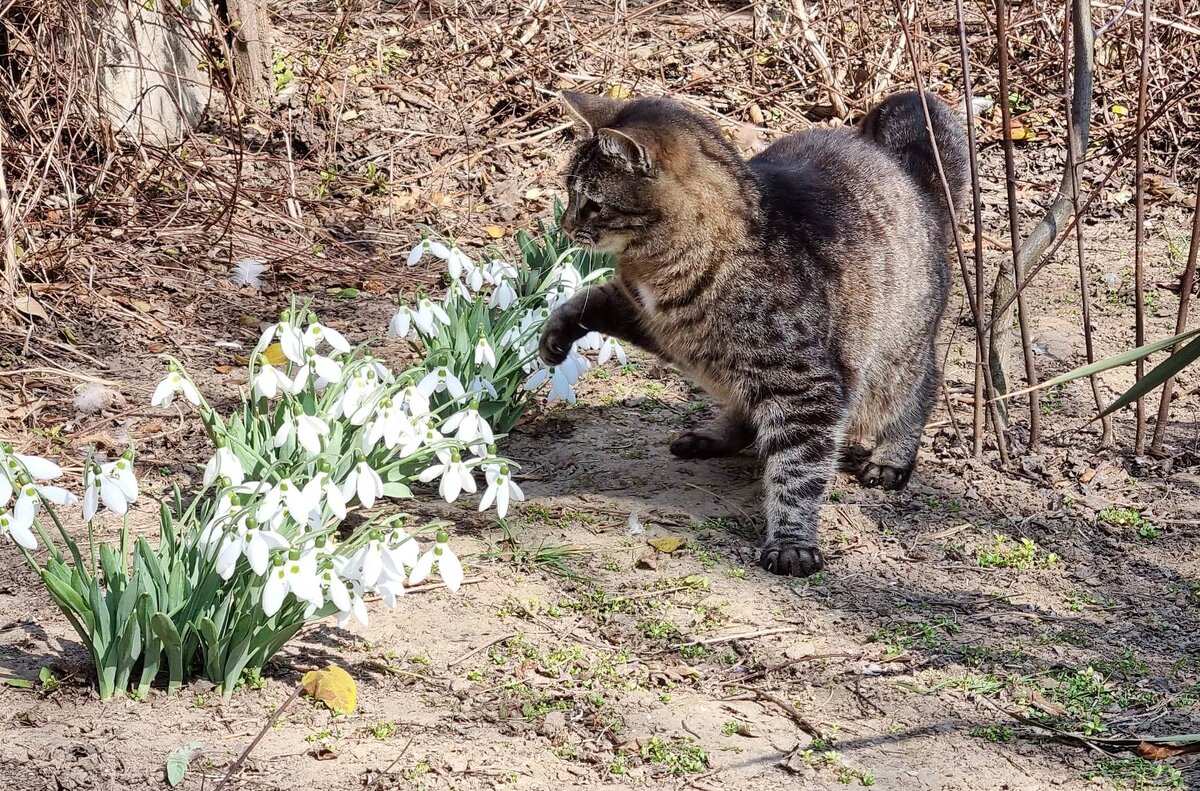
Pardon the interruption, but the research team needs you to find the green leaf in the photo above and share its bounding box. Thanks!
[150,613,184,695]
[165,741,201,787]
[1100,334,1200,418]
[2,678,33,689]
[381,482,412,499]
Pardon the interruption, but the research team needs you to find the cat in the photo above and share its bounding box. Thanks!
[538,90,968,576]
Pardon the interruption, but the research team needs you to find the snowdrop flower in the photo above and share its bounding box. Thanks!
[577,331,603,352]
[418,449,476,503]
[341,459,384,508]
[409,530,464,592]
[396,384,431,418]
[203,446,245,487]
[301,321,351,354]
[351,532,387,587]
[486,258,518,284]
[262,549,323,617]
[443,278,472,307]
[479,463,525,519]
[560,348,590,382]
[407,237,451,266]
[215,515,289,579]
[467,375,498,400]
[336,581,370,628]
[13,481,76,533]
[389,304,416,340]
[274,407,329,456]
[443,402,494,455]
[381,527,420,579]
[253,358,293,399]
[474,337,497,369]
[259,477,317,526]
[552,261,582,294]
[328,371,376,420]
[525,366,576,404]
[360,354,394,384]
[258,316,307,365]
[151,370,201,408]
[82,456,138,519]
[416,366,466,400]
[465,260,485,292]
[362,400,418,453]
[302,471,346,520]
[412,296,450,335]
[291,347,343,392]
[0,510,36,550]
[230,258,266,288]
[489,278,518,310]
[598,336,628,365]
[1,449,63,482]
[446,247,473,281]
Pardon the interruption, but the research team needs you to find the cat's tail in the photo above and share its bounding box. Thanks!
[859,91,969,234]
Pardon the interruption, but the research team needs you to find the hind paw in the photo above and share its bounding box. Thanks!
[758,540,825,577]
[857,463,913,491]
[670,431,738,459]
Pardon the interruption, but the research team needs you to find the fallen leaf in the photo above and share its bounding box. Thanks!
[238,315,259,327]
[215,365,233,374]
[301,665,357,715]
[606,84,631,99]
[648,536,686,553]
[135,421,164,437]
[1005,119,1029,141]
[1111,104,1129,117]
[148,342,166,353]
[1136,741,1200,760]
[339,109,360,122]
[748,103,764,125]
[362,279,389,295]
[484,225,505,239]
[13,293,49,322]
[523,187,545,201]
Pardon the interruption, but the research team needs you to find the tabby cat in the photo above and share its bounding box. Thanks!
[538,90,968,576]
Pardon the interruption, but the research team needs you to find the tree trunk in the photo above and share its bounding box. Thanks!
[221,0,273,108]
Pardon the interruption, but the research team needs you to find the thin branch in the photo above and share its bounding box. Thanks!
[1132,0,1152,454]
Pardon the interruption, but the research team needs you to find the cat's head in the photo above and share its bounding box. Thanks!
[558,91,747,257]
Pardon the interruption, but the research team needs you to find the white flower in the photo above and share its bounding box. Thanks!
[274,410,330,456]
[291,349,343,392]
[388,305,415,340]
[150,371,200,408]
[341,460,384,509]
[329,372,382,420]
[381,528,420,580]
[259,319,307,365]
[351,535,386,587]
[230,258,266,288]
[0,510,36,550]
[479,462,525,519]
[262,550,322,617]
[409,531,464,592]
[254,361,293,399]
[446,247,473,281]
[215,514,289,579]
[489,279,518,310]
[406,238,450,266]
[302,322,351,354]
[418,450,476,503]
[475,337,497,368]
[467,375,498,400]
[442,404,495,455]
[598,336,628,365]
[412,297,451,335]
[203,447,245,487]
[1,451,63,482]
[397,384,431,418]
[525,366,576,404]
[416,367,466,400]
[577,331,603,351]
[259,478,317,525]
[486,259,518,284]
[82,457,138,518]
[11,481,76,535]
[559,348,590,383]
[302,472,346,520]
[443,278,472,308]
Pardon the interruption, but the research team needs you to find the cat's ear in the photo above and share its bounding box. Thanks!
[596,127,653,173]
[561,91,622,139]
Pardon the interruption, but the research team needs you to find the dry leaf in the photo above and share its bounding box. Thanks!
[484,225,505,239]
[135,421,164,437]
[1136,741,1200,760]
[1111,104,1129,117]
[237,315,259,327]
[215,365,233,374]
[606,84,631,99]
[13,294,49,322]
[339,109,360,122]
[148,342,166,354]
[523,188,545,201]
[636,551,659,571]
[301,665,357,715]
[1005,119,1028,141]
[648,536,685,553]
[748,103,764,126]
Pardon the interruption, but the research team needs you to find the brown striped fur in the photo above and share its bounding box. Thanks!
[540,91,968,576]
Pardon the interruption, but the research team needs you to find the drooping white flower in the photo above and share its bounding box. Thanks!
[418,449,476,503]
[446,247,473,281]
[381,528,420,580]
[0,510,36,550]
[203,447,245,487]
[406,238,451,266]
[341,460,384,509]
[12,481,76,534]
[467,375,499,400]
[598,336,628,366]
[524,365,576,404]
[150,371,201,408]
[302,322,351,354]
[485,259,518,284]
[262,549,323,617]
[442,403,494,455]
[478,462,525,519]
[559,348,590,383]
[352,534,386,587]
[411,296,450,336]
[215,514,289,579]
[577,331,603,352]
[1,450,63,482]
[443,278,472,308]
[489,279,518,310]
[302,471,346,521]
[291,348,343,392]
[475,337,497,368]
[258,318,307,365]
[397,384,431,419]
[409,530,464,592]
[274,409,330,456]
[259,477,317,525]
[253,360,293,399]
[388,304,416,340]
[416,366,466,400]
[81,457,138,518]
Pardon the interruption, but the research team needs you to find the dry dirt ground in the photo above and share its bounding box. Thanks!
[3,1,1200,789]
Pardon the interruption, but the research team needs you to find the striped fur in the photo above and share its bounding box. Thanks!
[541,91,969,576]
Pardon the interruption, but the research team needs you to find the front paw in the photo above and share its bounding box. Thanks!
[857,463,912,491]
[758,539,825,577]
[670,431,731,459]
[538,313,576,366]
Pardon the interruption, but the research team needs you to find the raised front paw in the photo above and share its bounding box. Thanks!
[857,462,912,491]
[758,539,825,577]
[538,311,577,366]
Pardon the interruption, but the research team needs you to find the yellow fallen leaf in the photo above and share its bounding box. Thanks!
[484,225,505,239]
[301,665,357,715]
[648,536,685,553]
[1111,104,1128,117]
[607,85,631,99]
[339,109,360,122]
[234,342,286,366]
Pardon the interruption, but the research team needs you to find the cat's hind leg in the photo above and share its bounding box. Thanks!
[670,410,755,459]
[852,347,938,491]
